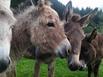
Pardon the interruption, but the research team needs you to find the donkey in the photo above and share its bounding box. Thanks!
[0,0,16,73]
[80,28,103,77]
[0,0,71,77]
[24,0,98,73]
[63,1,98,71]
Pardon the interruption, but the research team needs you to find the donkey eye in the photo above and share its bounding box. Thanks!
[47,22,55,27]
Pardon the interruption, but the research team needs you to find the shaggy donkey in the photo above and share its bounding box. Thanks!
[0,0,71,77]
[23,1,98,76]
[0,0,16,73]
[80,28,103,77]
[63,1,98,71]
[24,0,98,75]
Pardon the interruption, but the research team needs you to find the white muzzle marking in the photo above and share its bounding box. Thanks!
[0,39,11,60]
[0,22,12,60]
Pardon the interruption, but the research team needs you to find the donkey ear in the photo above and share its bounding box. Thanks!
[63,1,73,22]
[0,10,16,25]
[87,28,97,43]
[78,14,90,28]
[78,8,98,28]
[37,0,50,7]
[37,0,45,7]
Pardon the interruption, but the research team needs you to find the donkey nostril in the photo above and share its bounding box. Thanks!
[67,49,70,55]
[69,62,87,71]
[0,57,10,73]
[8,59,10,65]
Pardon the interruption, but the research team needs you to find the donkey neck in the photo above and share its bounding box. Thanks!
[91,34,103,58]
[10,6,36,61]
[11,25,32,61]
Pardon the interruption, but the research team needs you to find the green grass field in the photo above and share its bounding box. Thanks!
[16,58,103,77]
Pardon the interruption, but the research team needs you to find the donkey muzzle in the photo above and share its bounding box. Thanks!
[0,57,10,73]
[55,39,71,58]
[68,54,86,71]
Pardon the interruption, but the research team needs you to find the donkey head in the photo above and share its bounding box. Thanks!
[28,0,71,62]
[80,28,97,64]
[0,0,16,73]
[63,1,98,71]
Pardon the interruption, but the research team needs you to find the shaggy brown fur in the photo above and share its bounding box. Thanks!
[0,0,70,77]
[80,29,103,77]
[63,1,98,71]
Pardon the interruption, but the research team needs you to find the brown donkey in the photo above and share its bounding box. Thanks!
[0,0,71,77]
[80,28,103,77]
[63,1,98,71]
[0,0,16,73]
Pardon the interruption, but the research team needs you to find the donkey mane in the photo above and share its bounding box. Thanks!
[71,14,81,22]
[15,2,58,28]
[11,6,37,60]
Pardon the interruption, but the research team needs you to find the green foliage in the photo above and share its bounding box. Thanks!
[16,58,103,77]
[84,25,93,33]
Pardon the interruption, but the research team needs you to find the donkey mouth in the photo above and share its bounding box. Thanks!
[58,48,70,58]
[69,64,80,71]
[68,60,87,71]
[56,39,71,58]
[79,60,87,71]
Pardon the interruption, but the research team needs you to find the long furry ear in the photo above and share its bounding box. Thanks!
[87,8,98,20]
[87,28,97,43]
[0,9,16,26]
[0,0,16,26]
[30,0,35,6]
[44,0,51,5]
[0,0,11,9]
[63,1,73,22]
[78,8,98,28]
[37,0,51,7]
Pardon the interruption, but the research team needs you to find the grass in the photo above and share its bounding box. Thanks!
[16,58,103,77]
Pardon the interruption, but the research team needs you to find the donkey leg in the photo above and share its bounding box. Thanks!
[48,61,55,77]
[34,61,41,77]
[93,60,101,77]
[88,65,92,77]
